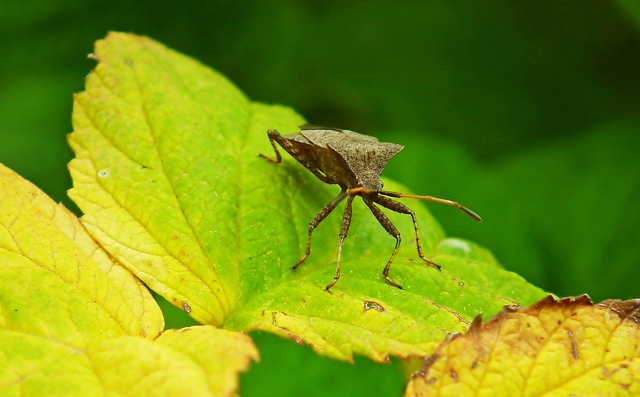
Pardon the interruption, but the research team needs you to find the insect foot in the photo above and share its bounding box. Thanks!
[260,126,481,291]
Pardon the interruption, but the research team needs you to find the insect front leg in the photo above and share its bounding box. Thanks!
[258,129,284,163]
[363,199,404,289]
[293,190,348,271]
[325,195,355,292]
[374,195,441,271]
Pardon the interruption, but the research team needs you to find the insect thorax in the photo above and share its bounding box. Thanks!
[286,128,404,191]
[336,142,403,191]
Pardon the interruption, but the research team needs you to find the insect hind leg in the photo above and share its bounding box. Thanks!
[325,195,355,292]
[373,195,441,271]
[362,198,404,289]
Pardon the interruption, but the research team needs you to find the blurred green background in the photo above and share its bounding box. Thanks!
[2,1,639,395]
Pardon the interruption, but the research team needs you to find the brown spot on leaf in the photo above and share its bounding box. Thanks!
[450,368,458,382]
[568,330,579,360]
[363,300,385,312]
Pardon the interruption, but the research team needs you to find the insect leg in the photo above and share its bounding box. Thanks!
[258,129,283,163]
[325,195,355,292]
[293,190,348,271]
[259,130,333,184]
[374,195,441,271]
[362,198,404,289]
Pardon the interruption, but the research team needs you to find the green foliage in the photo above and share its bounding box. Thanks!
[1,2,639,395]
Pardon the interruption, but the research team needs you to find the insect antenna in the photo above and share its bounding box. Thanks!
[378,190,482,222]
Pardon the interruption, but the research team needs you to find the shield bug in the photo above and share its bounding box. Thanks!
[260,126,481,291]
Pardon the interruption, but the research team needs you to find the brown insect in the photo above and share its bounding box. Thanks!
[260,126,481,291]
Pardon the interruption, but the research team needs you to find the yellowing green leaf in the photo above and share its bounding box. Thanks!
[68,32,548,363]
[1,325,257,397]
[85,326,257,397]
[0,164,258,396]
[68,33,298,326]
[0,163,162,343]
[153,327,258,395]
[224,237,540,362]
[405,296,640,396]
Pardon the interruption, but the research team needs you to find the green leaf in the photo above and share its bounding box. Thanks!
[68,32,548,362]
[0,164,258,396]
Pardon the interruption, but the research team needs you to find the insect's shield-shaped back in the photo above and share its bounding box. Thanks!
[335,140,404,191]
[300,128,404,191]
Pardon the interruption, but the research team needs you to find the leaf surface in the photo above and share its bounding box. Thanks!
[68,32,548,362]
[0,164,257,396]
[405,296,640,396]
[0,163,162,343]
[85,326,257,397]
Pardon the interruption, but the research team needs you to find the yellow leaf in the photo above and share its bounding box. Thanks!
[154,327,259,395]
[1,164,258,396]
[0,163,163,344]
[406,295,640,396]
[86,326,258,397]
